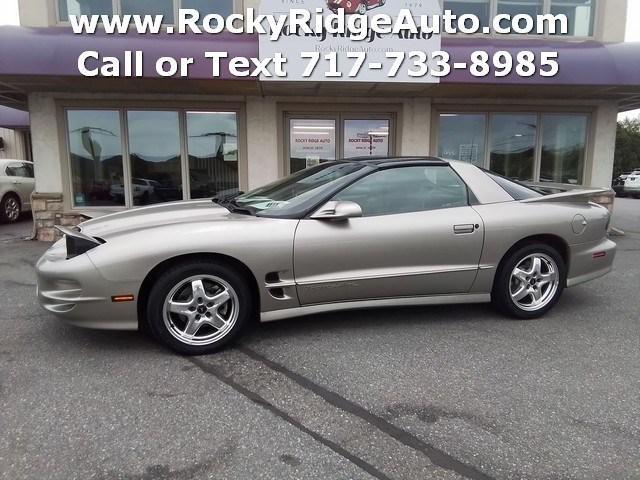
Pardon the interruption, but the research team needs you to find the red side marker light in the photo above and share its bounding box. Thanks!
[112,294,135,302]
[592,251,607,259]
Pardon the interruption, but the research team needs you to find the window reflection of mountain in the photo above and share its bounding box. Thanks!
[188,131,239,198]
[70,153,123,204]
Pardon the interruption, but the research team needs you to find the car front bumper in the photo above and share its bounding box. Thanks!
[36,239,139,330]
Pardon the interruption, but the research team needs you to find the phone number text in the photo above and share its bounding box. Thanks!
[298,50,559,78]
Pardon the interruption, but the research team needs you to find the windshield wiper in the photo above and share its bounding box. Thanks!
[212,192,254,215]
[212,191,243,205]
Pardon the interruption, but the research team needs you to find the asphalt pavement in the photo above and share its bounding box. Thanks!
[0,200,638,480]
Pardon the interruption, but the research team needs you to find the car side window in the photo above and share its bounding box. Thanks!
[333,166,468,217]
[6,163,31,178]
[21,163,34,178]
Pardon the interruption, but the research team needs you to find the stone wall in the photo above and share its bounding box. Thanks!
[31,192,84,242]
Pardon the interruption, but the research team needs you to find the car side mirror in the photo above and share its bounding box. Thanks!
[310,201,363,221]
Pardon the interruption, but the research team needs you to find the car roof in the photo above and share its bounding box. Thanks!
[337,156,449,167]
[0,159,32,166]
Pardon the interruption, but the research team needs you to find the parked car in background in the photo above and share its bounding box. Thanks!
[613,169,640,197]
[622,172,640,198]
[37,157,616,355]
[110,177,159,204]
[0,159,34,223]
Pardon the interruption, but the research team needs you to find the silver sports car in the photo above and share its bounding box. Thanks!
[36,157,616,355]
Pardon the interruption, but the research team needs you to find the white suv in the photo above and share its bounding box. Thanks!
[0,159,35,223]
[624,171,640,198]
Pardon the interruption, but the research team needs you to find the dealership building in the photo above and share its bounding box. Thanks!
[0,0,638,240]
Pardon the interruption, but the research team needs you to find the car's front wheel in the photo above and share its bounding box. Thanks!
[146,260,254,355]
[492,243,565,319]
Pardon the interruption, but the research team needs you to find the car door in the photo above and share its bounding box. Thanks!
[293,165,484,305]
[5,162,35,210]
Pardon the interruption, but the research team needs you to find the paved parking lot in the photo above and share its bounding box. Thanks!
[0,200,639,480]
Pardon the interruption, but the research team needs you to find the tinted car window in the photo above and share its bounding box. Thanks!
[5,163,32,178]
[482,170,542,200]
[334,166,469,217]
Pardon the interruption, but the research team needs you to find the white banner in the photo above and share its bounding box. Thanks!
[259,0,442,83]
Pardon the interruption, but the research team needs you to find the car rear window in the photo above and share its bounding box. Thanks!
[481,170,542,200]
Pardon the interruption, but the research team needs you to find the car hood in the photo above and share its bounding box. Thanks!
[78,200,247,239]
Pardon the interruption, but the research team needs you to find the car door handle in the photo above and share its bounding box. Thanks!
[453,224,477,234]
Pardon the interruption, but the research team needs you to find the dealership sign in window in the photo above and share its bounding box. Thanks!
[259,0,442,83]
[343,119,390,158]
[290,119,337,173]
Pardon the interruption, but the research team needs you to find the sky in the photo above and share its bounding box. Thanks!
[0,0,638,117]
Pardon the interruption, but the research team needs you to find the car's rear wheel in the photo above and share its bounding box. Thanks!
[146,260,253,355]
[357,1,367,14]
[1,193,21,223]
[492,243,565,319]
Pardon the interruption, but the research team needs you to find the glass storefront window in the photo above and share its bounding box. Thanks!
[182,0,234,17]
[540,114,587,184]
[58,0,113,21]
[550,0,595,36]
[289,119,336,173]
[497,0,544,32]
[438,114,487,166]
[127,110,182,206]
[67,110,125,207]
[187,112,239,199]
[444,0,491,26]
[343,120,390,159]
[489,114,538,181]
[121,0,175,22]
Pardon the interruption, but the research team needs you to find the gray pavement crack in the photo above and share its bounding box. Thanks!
[238,346,495,480]
[187,356,393,480]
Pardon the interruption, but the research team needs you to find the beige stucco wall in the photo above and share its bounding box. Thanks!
[18,0,55,27]
[28,93,64,194]
[0,127,27,160]
[399,99,431,156]
[595,0,628,43]
[246,96,279,189]
[586,103,619,189]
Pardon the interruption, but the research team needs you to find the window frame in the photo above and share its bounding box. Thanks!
[439,0,598,39]
[431,106,592,185]
[55,0,243,26]
[60,101,246,211]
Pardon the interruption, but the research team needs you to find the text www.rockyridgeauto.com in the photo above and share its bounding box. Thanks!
[71,8,569,80]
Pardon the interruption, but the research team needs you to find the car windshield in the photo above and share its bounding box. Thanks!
[234,162,368,215]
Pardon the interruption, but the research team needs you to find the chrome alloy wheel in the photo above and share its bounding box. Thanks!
[163,275,239,346]
[509,253,560,312]
[4,197,20,222]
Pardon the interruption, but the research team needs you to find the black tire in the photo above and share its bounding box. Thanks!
[0,193,21,223]
[491,243,566,320]
[145,259,254,355]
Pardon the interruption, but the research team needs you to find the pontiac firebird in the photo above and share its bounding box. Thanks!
[36,157,616,355]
